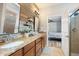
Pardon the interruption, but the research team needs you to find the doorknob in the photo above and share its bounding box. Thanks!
[72,28,76,32]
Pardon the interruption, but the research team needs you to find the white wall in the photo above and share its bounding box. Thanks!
[39,3,79,56]
[48,21,61,32]
[48,22,57,32]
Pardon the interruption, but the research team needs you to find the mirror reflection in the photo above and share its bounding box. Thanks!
[0,3,39,35]
[19,17,34,33]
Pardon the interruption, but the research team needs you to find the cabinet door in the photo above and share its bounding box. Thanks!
[36,48,42,56]
[36,41,41,52]
[24,41,35,54]
[36,41,42,56]
[36,38,41,43]
[10,49,23,56]
[24,47,35,56]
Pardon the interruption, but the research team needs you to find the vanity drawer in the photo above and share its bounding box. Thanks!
[24,47,35,56]
[24,41,35,54]
[10,49,23,56]
[36,38,41,43]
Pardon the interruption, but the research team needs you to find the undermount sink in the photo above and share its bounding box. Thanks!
[0,41,24,49]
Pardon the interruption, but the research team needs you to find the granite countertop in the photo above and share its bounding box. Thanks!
[0,33,45,56]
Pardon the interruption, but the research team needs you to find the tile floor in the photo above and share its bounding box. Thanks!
[41,47,64,56]
[41,40,64,56]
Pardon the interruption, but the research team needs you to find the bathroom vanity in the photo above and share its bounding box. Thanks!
[0,3,45,56]
[0,32,46,56]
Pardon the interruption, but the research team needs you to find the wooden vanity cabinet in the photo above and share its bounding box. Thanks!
[36,48,42,56]
[23,41,35,56]
[24,46,35,56]
[10,49,23,56]
[36,38,42,56]
[10,33,46,56]
[36,38,41,44]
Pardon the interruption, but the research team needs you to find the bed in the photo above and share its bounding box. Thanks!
[48,32,61,41]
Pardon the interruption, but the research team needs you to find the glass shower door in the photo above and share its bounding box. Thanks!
[70,14,79,56]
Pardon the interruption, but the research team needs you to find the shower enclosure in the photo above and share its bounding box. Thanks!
[70,9,79,56]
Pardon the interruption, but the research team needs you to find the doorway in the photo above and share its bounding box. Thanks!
[48,16,62,48]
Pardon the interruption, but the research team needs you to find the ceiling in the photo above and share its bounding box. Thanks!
[36,3,61,9]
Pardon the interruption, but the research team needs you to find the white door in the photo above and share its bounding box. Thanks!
[61,16,69,56]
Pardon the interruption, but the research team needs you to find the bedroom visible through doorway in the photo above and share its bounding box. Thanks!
[48,16,62,48]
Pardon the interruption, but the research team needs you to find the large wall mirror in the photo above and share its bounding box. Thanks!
[19,15,40,34]
[0,3,39,35]
[19,3,40,34]
[19,16,35,33]
[0,3,20,34]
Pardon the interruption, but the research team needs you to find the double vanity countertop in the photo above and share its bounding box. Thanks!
[0,33,45,56]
